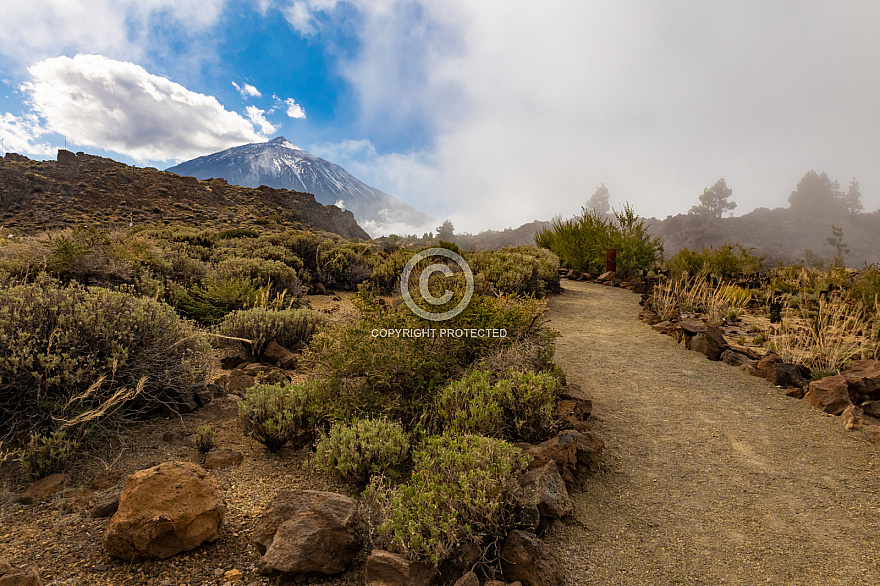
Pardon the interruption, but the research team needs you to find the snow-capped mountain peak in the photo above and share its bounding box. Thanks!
[166,137,430,234]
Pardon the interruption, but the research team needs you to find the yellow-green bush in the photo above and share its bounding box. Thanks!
[0,277,211,442]
[216,307,325,358]
[239,382,319,452]
[466,246,560,296]
[313,417,410,485]
[667,243,764,280]
[309,287,551,424]
[364,433,527,565]
[436,369,559,442]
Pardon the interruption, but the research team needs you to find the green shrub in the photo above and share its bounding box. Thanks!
[436,371,504,436]
[214,257,304,297]
[849,266,880,307]
[216,308,326,358]
[436,369,559,443]
[667,243,764,280]
[309,288,550,424]
[195,424,215,454]
[20,430,79,480]
[466,247,560,296]
[536,204,662,277]
[364,433,527,565]
[239,382,318,452]
[368,249,416,293]
[0,277,211,441]
[313,417,410,485]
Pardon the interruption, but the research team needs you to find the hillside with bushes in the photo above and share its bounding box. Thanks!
[0,151,368,239]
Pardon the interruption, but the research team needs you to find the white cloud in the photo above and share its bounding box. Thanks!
[233,81,262,99]
[0,1,226,70]
[0,113,55,156]
[246,105,277,134]
[284,98,307,119]
[21,54,264,162]
[281,0,341,36]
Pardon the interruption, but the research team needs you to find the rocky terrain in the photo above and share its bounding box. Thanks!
[0,151,368,240]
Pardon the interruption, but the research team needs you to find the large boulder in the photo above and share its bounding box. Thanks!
[803,375,852,415]
[840,360,880,403]
[103,461,225,560]
[364,549,435,586]
[525,429,603,488]
[252,490,361,576]
[501,530,565,586]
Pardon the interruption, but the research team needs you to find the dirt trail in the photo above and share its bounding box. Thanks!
[546,281,880,585]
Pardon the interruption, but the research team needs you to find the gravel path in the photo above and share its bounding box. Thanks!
[546,281,880,585]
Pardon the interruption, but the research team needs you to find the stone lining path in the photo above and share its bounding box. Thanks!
[547,281,880,585]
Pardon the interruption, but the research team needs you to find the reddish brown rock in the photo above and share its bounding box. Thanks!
[0,568,43,585]
[203,449,244,470]
[518,460,572,520]
[225,370,255,396]
[501,530,565,586]
[453,571,479,586]
[526,429,603,488]
[18,473,68,505]
[861,400,880,418]
[253,490,361,576]
[688,325,729,361]
[652,321,675,335]
[840,360,880,402]
[756,353,782,381]
[557,383,592,419]
[91,493,121,518]
[804,375,852,415]
[364,549,435,586]
[676,318,707,335]
[720,349,757,374]
[263,341,298,369]
[103,461,225,560]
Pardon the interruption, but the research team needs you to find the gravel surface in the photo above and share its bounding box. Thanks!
[547,281,880,585]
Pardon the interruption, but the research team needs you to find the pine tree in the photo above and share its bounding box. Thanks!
[689,178,736,218]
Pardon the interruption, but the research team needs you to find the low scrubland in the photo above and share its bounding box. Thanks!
[0,224,568,577]
[654,244,879,377]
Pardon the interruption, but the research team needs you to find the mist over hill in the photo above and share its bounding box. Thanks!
[455,203,880,267]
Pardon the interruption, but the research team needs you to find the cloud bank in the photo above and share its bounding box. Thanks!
[288,0,880,233]
[20,54,264,162]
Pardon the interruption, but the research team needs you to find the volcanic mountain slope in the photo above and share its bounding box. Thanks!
[0,150,368,239]
[166,137,431,232]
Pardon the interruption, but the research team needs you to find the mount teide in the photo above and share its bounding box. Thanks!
[166,137,430,233]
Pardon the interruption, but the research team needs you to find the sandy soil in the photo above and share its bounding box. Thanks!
[547,280,880,585]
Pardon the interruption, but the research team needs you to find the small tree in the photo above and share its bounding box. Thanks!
[827,225,849,265]
[435,220,455,241]
[690,178,735,218]
[587,184,610,214]
[842,178,864,214]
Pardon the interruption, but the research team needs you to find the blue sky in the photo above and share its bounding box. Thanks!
[2,1,880,235]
